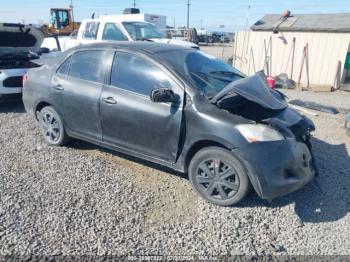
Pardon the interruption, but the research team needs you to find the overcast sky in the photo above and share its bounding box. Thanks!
[1,0,350,31]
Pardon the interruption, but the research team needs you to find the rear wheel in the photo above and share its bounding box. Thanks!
[189,147,250,206]
[39,106,69,146]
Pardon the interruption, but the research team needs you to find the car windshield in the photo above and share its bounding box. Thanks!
[122,22,165,40]
[157,50,244,98]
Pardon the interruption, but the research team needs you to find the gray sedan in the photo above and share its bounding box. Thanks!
[23,42,316,206]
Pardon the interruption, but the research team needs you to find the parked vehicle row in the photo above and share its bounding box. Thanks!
[22,42,317,206]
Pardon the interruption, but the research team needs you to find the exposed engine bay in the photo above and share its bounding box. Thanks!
[0,50,40,70]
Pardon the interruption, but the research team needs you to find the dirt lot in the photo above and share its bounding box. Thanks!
[200,43,234,63]
[0,90,349,257]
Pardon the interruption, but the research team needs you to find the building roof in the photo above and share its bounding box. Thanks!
[251,13,350,33]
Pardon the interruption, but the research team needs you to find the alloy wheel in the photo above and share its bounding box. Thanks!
[195,159,240,200]
[41,112,61,143]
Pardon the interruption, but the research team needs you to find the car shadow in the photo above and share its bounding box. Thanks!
[0,99,25,113]
[68,140,187,179]
[238,137,350,223]
[69,136,349,224]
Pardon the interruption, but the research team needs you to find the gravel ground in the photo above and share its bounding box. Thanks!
[0,91,349,258]
[281,89,350,112]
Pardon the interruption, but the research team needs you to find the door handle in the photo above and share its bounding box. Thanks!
[53,84,64,91]
[103,96,117,104]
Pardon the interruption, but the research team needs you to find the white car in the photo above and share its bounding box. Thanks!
[63,15,199,51]
[0,23,44,101]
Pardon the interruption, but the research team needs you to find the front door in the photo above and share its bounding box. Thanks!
[100,51,184,162]
[51,50,108,141]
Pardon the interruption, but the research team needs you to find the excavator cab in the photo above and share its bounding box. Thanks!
[50,8,70,30]
[41,7,80,36]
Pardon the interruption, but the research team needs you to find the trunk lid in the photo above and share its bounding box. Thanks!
[0,23,44,53]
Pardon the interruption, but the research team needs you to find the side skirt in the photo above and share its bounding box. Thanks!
[67,131,184,173]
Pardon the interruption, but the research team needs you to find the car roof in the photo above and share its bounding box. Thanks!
[72,42,193,55]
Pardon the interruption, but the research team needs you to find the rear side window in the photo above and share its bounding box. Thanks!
[57,56,71,75]
[111,52,174,96]
[83,22,100,39]
[69,51,105,83]
[102,23,127,41]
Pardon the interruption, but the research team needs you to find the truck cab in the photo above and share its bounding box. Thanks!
[64,15,199,51]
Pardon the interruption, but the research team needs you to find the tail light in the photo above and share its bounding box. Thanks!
[22,74,28,88]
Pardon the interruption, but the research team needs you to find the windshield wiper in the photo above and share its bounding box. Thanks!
[190,72,212,86]
[209,70,244,78]
[136,37,154,41]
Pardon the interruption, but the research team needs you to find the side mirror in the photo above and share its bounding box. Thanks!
[150,88,178,104]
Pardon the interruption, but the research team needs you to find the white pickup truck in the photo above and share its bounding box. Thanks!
[60,15,199,51]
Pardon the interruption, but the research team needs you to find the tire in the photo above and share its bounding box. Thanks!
[189,147,250,206]
[38,106,69,146]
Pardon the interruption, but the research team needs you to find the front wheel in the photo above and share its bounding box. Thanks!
[189,147,250,206]
[39,106,69,146]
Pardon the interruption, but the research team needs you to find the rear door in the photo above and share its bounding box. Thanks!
[100,51,185,162]
[51,50,109,141]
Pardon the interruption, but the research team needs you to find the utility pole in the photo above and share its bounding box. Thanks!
[70,0,75,30]
[133,0,136,8]
[187,0,190,28]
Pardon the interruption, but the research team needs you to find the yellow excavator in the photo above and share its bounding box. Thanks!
[41,8,80,36]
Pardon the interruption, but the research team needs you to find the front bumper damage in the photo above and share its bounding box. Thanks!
[233,139,316,200]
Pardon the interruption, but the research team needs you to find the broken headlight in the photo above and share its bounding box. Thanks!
[236,124,285,143]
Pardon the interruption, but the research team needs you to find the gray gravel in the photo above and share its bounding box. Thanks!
[282,89,350,112]
[0,92,349,257]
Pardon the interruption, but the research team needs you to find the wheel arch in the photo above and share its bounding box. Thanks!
[183,140,231,174]
[35,101,52,120]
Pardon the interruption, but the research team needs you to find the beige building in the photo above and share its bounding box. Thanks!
[233,13,350,90]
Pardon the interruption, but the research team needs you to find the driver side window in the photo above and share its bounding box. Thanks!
[102,23,127,41]
[111,52,174,96]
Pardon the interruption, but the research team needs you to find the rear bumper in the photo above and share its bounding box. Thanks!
[233,139,316,199]
[0,68,26,95]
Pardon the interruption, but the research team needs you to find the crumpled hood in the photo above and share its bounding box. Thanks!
[150,38,199,49]
[211,71,288,110]
[0,23,44,53]
[210,71,313,130]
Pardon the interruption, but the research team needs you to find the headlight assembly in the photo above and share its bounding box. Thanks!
[236,124,284,143]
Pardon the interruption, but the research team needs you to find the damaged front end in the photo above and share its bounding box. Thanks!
[212,72,317,199]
